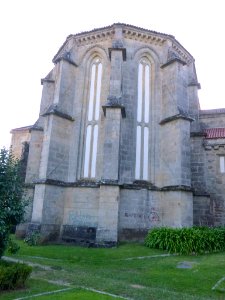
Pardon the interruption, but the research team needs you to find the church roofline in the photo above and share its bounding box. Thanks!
[52,23,194,63]
[70,23,175,39]
[200,108,225,115]
[10,125,33,133]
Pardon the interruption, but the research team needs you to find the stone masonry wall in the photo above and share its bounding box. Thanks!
[10,127,31,159]
[63,187,99,227]
[204,145,225,225]
[190,136,207,194]
[119,189,192,241]
[191,110,225,225]
[200,111,225,129]
[15,24,205,244]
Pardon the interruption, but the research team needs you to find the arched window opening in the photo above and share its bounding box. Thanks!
[135,58,151,180]
[83,58,102,178]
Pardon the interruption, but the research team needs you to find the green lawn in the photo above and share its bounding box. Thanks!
[1,237,225,299]
[0,278,65,300]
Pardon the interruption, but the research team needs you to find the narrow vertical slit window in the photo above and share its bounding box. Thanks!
[137,64,143,123]
[83,58,102,178]
[91,125,99,177]
[135,125,142,179]
[135,58,151,180]
[88,64,96,122]
[144,65,150,123]
[143,127,149,180]
[84,125,92,177]
[220,156,225,173]
[95,63,102,121]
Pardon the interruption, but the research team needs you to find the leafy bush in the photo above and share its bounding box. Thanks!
[145,226,225,255]
[7,238,20,254]
[0,148,26,257]
[24,232,41,246]
[0,260,32,290]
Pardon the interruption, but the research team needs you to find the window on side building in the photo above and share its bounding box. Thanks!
[219,156,225,173]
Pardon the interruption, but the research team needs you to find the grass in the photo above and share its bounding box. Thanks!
[1,237,225,299]
[0,278,65,300]
[35,288,120,300]
[0,279,114,300]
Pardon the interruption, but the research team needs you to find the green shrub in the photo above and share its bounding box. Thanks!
[145,226,225,255]
[0,260,32,290]
[24,232,41,246]
[7,238,20,254]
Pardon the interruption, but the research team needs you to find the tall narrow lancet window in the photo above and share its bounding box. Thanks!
[83,58,102,178]
[135,58,151,180]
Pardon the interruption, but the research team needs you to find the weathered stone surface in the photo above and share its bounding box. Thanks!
[62,225,96,246]
[10,23,225,245]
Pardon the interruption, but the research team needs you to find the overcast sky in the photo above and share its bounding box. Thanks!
[0,0,224,148]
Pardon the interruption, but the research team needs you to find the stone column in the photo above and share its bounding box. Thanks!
[96,36,126,244]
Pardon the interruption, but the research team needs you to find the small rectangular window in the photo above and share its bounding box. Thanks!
[220,156,225,173]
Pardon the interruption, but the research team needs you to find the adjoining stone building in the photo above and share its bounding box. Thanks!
[11,23,225,246]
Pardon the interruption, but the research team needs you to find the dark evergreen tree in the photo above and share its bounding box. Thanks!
[0,148,26,257]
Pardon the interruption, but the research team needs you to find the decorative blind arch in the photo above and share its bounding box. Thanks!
[83,57,102,178]
[135,58,151,180]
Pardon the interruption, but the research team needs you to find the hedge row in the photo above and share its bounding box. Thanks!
[145,227,225,255]
[0,260,32,290]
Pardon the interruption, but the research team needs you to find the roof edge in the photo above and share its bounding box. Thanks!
[10,125,33,133]
[200,108,225,115]
[52,23,194,63]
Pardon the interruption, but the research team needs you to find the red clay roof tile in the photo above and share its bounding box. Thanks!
[204,128,225,139]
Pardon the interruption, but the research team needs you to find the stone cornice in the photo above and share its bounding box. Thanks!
[160,113,194,125]
[131,180,157,189]
[42,104,75,121]
[53,23,194,64]
[200,108,225,117]
[203,139,225,149]
[54,29,114,56]
[34,179,100,188]
[171,43,193,65]
[122,183,192,192]
[100,179,119,186]
[161,185,193,192]
[190,131,207,137]
[75,30,114,47]
[122,28,166,46]
[33,179,193,192]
